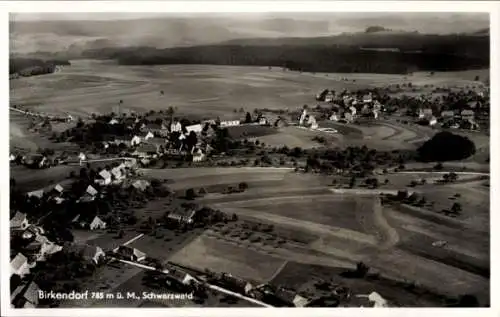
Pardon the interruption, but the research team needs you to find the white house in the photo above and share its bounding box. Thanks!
[11,212,29,231]
[220,120,240,127]
[109,118,119,125]
[192,148,206,162]
[27,189,44,199]
[111,166,125,182]
[429,116,438,126]
[363,93,373,103]
[89,216,107,230]
[349,106,357,116]
[11,253,30,277]
[95,170,112,186]
[131,135,142,146]
[53,184,64,195]
[329,113,339,121]
[72,215,107,230]
[299,109,307,125]
[79,185,98,202]
[170,121,182,133]
[186,124,203,134]
[258,117,268,125]
[132,180,150,191]
[142,131,154,140]
[325,91,334,102]
[10,153,16,162]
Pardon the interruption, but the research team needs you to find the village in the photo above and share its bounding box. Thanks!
[10,73,490,309]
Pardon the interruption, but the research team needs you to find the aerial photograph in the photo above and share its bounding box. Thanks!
[8,11,490,309]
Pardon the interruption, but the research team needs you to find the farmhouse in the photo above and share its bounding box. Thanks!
[186,124,203,134]
[274,288,310,307]
[133,143,159,158]
[329,113,339,121]
[167,208,197,224]
[70,244,105,264]
[132,179,150,191]
[11,281,40,308]
[72,214,107,230]
[168,269,196,286]
[11,253,29,277]
[11,212,29,231]
[22,225,44,239]
[141,131,155,141]
[440,110,455,119]
[109,118,119,125]
[192,148,206,162]
[10,153,17,162]
[27,189,44,199]
[79,185,99,202]
[429,116,438,126]
[217,273,254,295]
[461,109,475,121]
[220,120,240,127]
[419,108,433,119]
[141,122,168,134]
[111,166,125,182]
[115,246,146,262]
[95,170,112,186]
[170,121,183,133]
[362,93,373,103]
[25,235,62,261]
[53,184,64,195]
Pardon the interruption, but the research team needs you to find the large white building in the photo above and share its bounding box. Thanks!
[220,120,240,127]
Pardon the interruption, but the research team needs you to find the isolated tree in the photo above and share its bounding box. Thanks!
[451,202,462,214]
[10,178,16,189]
[185,188,196,200]
[355,262,369,277]
[474,75,480,81]
[238,182,248,192]
[349,176,356,189]
[245,112,252,123]
[231,213,238,221]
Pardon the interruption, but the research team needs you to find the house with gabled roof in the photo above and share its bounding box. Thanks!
[27,189,44,200]
[11,212,29,231]
[53,184,64,195]
[25,235,62,262]
[95,169,112,186]
[167,208,197,225]
[170,121,183,133]
[441,110,455,119]
[133,143,159,158]
[11,280,40,308]
[141,131,155,141]
[186,124,203,134]
[192,148,206,162]
[72,214,107,230]
[132,179,150,191]
[110,166,125,183]
[70,244,105,264]
[275,287,311,307]
[11,253,29,277]
[217,273,254,295]
[22,225,44,240]
[78,185,98,202]
[115,246,146,262]
[168,268,196,286]
[461,109,475,121]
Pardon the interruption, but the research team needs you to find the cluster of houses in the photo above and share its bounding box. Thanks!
[411,107,479,129]
[316,91,384,124]
[10,212,63,308]
[105,117,215,162]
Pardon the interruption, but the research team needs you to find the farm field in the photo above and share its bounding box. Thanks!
[169,235,287,283]
[10,60,487,120]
